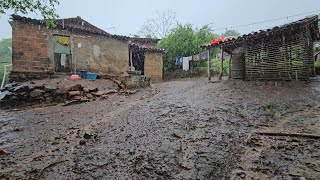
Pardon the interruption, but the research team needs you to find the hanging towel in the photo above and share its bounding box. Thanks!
[193,54,200,61]
[182,57,190,71]
[176,56,182,66]
[200,50,209,60]
[60,54,66,67]
[57,36,69,46]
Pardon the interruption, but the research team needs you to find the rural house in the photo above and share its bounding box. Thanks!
[10,15,165,82]
[203,16,320,80]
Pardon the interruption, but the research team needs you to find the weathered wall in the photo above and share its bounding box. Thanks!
[11,21,129,78]
[144,52,163,81]
[12,21,51,73]
[73,35,129,75]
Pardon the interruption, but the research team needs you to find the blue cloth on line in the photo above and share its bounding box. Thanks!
[200,50,210,60]
[176,56,182,66]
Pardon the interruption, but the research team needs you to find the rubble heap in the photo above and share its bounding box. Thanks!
[0,82,65,108]
[0,82,136,108]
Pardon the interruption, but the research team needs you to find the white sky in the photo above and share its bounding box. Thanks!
[0,0,319,39]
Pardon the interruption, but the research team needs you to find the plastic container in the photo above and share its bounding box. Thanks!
[71,75,80,79]
[79,70,87,79]
[86,73,97,80]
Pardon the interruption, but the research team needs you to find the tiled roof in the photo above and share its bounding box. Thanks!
[129,43,165,53]
[201,15,320,50]
[12,15,165,53]
[12,15,130,41]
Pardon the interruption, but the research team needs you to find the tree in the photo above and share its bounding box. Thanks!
[138,10,177,39]
[0,38,12,84]
[158,24,218,72]
[0,0,59,27]
[0,38,12,62]
[221,29,241,37]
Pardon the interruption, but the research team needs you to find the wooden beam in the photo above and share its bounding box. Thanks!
[219,46,224,80]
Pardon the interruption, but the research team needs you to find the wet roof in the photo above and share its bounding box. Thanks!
[201,15,320,50]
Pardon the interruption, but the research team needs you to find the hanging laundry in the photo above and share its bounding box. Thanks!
[57,36,69,46]
[176,56,182,66]
[193,54,200,61]
[200,51,209,60]
[60,54,67,67]
[182,57,190,71]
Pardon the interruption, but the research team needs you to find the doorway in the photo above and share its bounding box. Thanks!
[54,53,71,72]
[53,35,71,72]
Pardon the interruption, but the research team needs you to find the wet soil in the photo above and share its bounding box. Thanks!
[1,78,320,179]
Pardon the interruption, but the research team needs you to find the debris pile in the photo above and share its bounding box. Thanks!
[0,81,137,108]
[0,82,64,108]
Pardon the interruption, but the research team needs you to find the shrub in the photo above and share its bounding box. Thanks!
[315,60,320,75]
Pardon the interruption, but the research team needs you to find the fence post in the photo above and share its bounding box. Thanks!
[219,46,224,80]
[208,47,211,81]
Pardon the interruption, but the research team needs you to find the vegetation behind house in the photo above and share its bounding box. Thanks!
[0,38,12,85]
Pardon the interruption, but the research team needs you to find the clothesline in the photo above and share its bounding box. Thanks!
[176,50,210,71]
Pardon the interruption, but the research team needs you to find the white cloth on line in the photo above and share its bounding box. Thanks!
[183,57,190,71]
[60,54,66,67]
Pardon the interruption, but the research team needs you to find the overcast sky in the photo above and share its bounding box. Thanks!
[0,0,319,39]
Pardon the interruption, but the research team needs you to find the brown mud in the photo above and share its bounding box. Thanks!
[1,78,320,179]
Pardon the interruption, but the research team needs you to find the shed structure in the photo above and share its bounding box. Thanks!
[203,16,320,81]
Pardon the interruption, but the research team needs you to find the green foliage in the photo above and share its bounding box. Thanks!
[315,60,320,75]
[0,38,12,84]
[264,101,277,117]
[158,24,218,72]
[212,58,230,76]
[221,29,241,37]
[0,0,60,28]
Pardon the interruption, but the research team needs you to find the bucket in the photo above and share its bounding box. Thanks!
[79,70,87,79]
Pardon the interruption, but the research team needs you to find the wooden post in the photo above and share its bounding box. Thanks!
[208,47,211,80]
[130,48,133,70]
[229,53,232,79]
[219,46,224,80]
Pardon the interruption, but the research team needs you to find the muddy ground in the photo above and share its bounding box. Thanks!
[1,78,320,180]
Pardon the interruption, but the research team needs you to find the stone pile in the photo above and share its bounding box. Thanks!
[0,82,136,108]
[64,84,117,106]
[0,82,65,108]
[0,82,118,108]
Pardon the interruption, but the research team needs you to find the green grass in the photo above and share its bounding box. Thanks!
[264,101,277,117]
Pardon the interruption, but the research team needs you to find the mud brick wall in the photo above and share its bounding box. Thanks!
[73,36,129,75]
[11,20,129,80]
[144,52,163,81]
[12,21,51,73]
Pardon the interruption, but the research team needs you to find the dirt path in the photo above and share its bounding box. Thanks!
[1,78,320,179]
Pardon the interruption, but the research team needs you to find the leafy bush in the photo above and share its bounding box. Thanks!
[212,58,230,76]
[315,60,320,75]
[0,38,12,85]
[158,24,219,72]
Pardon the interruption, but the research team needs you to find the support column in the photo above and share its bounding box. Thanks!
[129,48,134,71]
[208,47,211,81]
[229,53,232,79]
[219,46,224,80]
